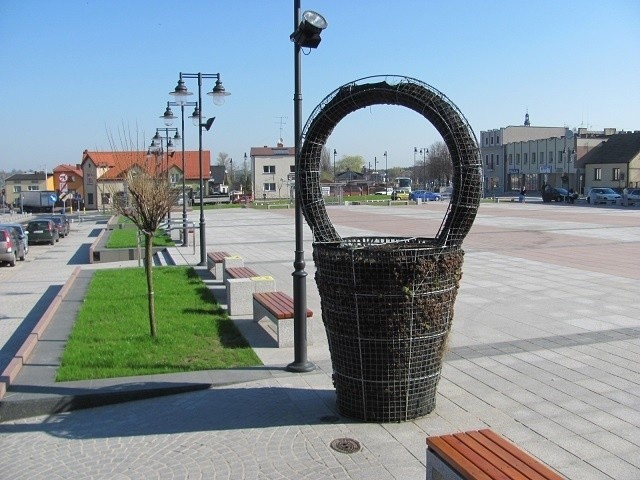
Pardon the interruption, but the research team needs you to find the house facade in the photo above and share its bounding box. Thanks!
[250,143,295,200]
[4,171,54,207]
[577,131,640,192]
[81,149,209,210]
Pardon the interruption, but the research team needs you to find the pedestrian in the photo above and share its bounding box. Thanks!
[519,185,526,203]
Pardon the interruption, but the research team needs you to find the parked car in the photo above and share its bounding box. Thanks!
[410,190,442,201]
[391,190,410,200]
[26,219,59,245]
[0,226,26,266]
[586,188,621,205]
[42,215,70,238]
[542,186,578,203]
[0,223,28,256]
[374,187,394,195]
[623,188,640,205]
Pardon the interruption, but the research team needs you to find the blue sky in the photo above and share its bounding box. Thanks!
[1,0,638,173]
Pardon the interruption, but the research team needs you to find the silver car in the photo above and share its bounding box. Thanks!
[0,223,29,256]
[586,188,621,205]
[0,226,26,266]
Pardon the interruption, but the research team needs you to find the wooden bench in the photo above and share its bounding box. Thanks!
[206,251,230,278]
[225,266,258,280]
[426,429,563,480]
[253,291,313,348]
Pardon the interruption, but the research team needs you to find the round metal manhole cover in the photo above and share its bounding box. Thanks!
[330,438,361,454]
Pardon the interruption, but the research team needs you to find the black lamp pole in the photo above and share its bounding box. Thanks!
[170,72,229,266]
[162,101,197,246]
[287,2,327,372]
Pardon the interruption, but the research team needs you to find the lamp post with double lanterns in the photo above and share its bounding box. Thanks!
[169,72,230,266]
[288,3,327,373]
[149,128,181,222]
[415,147,428,189]
[161,101,197,246]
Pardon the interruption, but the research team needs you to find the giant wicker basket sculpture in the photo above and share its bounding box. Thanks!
[298,76,482,422]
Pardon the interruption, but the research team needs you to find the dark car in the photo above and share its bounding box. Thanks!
[542,186,578,203]
[27,219,59,245]
[42,215,70,238]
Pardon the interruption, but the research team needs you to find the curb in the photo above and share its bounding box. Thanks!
[0,267,81,400]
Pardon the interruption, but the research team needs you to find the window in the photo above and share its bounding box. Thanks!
[508,154,513,165]
[264,183,276,191]
[263,165,275,174]
[496,154,500,165]
[490,154,494,169]
[290,165,295,172]
[612,168,621,181]
[490,136,494,145]
[557,151,563,163]
[523,153,528,164]
[539,152,544,163]
[485,137,488,145]
[170,173,180,184]
[515,154,520,165]
[13,186,22,193]
[88,193,94,205]
[549,151,553,162]
[496,135,500,144]
[594,168,602,181]
[531,152,536,164]
[485,154,489,166]
[27,185,40,191]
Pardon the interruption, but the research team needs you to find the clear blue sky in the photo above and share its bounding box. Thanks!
[1,0,638,173]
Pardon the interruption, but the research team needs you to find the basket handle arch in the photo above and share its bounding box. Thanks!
[298,75,482,248]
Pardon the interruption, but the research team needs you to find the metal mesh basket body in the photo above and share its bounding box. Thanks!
[314,237,463,422]
[298,76,482,422]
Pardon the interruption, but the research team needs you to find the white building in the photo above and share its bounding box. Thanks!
[480,113,566,195]
[250,142,295,200]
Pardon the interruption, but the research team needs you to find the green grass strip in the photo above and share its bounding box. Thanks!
[106,228,174,248]
[56,266,261,381]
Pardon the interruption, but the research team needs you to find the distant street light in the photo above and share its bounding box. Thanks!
[384,150,388,184]
[170,72,230,266]
[333,148,337,183]
[161,100,197,246]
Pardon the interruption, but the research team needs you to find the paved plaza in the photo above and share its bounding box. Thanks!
[0,200,639,479]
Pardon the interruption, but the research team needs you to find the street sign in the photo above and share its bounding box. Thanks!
[287,173,295,181]
[48,194,57,204]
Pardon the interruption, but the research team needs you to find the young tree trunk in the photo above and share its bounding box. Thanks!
[144,232,157,337]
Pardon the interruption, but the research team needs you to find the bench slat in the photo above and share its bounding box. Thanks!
[207,251,230,263]
[428,436,496,480]
[253,291,312,319]
[226,267,258,279]
[427,429,564,480]
[474,430,563,480]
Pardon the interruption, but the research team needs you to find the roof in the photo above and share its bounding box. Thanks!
[53,164,83,177]
[250,146,295,157]
[6,172,51,182]
[576,132,640,167]
[81,150,210,181]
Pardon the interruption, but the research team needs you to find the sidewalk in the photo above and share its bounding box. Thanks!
[1,203,639,479]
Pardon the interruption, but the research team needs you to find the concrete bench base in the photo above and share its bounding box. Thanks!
[252,292,313,348]
[226,276,275,316]
[206,251,231,279]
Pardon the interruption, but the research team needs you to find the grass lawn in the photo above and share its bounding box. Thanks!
[56,266,261,381]
[106,227,174,248]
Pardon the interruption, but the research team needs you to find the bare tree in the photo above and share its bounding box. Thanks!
[110,151,179,338]
[427,141,453,188]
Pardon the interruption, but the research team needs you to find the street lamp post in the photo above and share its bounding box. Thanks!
[288,2,327,372]
[384,151,388,185]
[149,127,181,222]
[170,72,230,266]
[333,148,337,183]
[161,101,197,246]
[417,147,428,189]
